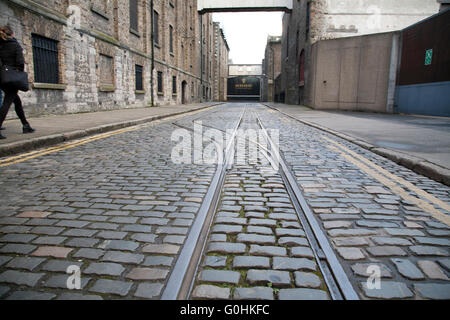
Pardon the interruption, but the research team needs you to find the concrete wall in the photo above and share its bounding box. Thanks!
[307,32,399,112]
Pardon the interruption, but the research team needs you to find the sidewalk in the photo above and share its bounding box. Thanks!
[265,103,450,185]
[0,103,220,157]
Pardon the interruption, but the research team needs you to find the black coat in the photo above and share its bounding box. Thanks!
[0,38,25,72]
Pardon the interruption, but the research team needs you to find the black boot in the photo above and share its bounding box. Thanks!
[0,133,5,139]
[23,124,35,134]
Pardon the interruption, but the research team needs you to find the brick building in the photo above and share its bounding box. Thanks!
[261,35,281,102]
[0,0,229,118]
[276,0,441,106]
[212,22,229,102]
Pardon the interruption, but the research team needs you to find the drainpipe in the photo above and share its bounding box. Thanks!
[150,0,155,106]
[200,14,204,102]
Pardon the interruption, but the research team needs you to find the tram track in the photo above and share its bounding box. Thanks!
[161,103,358,300]
[254,108,358,300]
[161,106,246,299]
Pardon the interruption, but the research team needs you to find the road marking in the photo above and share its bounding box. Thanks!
[0,129,131,164]
[0,127,138,168]
[0,106,219,168]
[323,137,450,226]
[323,136,450,213]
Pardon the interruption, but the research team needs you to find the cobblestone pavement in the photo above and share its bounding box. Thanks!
[0,102,449,300]
[257,105,450,300]
[192,108,330,300]
[0,109,237,300]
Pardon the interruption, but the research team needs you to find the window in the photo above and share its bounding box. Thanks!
[202,25,205,44]
[202,54,206,74]
[306,1,311,38]
[135,65,143,91]
[172,76,177,94]
[157,71,163,93]
[130,0,138,32]
[153,10,159,45]
[32,34,59,84]
[99,54,114,88]
[286,26,290,58]
[169,25,174,53]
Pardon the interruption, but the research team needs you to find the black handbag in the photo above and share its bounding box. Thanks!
[0,57,29,92]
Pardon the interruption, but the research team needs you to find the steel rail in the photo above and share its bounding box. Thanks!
[161,106,246,300]
[254,109,359,300]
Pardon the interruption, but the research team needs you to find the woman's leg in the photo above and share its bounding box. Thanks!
[0,90,4,130]
[0,90,17,128]
[13,94,30,126]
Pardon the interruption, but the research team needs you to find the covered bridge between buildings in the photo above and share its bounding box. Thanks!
[197,0,293,13]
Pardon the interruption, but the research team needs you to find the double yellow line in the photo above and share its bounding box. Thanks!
[0,126,139,168]
[322,136,450,226]
[0,105,219,168]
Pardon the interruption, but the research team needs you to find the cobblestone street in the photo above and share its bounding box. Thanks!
[0,103,449,300]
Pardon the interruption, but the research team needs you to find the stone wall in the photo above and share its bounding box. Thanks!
[262,36,281,102]
[213,22,229,101]
[0,0,226,118]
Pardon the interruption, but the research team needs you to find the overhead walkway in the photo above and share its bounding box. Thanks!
[197,0,293,13]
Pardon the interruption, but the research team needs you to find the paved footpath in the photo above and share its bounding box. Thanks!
[0,102,449,300]
[0,103,219,156]
[266,103,450,185]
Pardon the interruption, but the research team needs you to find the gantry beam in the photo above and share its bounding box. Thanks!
[197,0,293,13]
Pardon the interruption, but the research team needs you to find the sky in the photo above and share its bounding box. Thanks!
[212,12,283,65]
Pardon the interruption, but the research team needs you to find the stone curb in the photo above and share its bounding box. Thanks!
[263,104,450,187]
[0,103,221,158]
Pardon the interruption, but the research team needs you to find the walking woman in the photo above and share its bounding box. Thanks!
[0,25,34,139]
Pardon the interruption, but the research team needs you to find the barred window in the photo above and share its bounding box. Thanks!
[157,71,163,93]
[153,10,159,45]
[172,76,177,94]
[130,0,138,32]
[32,34,59,84]
[135,65,143,91]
